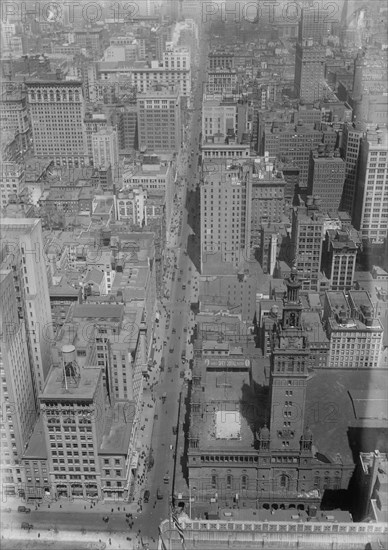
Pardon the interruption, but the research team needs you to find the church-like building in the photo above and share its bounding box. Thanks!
[187,268,354,510]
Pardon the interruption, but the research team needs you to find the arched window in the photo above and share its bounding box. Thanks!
[226,474,232,489]
[280,474,289,489]
[241,475,247,490]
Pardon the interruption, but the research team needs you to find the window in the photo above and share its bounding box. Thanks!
[211,475,217,489]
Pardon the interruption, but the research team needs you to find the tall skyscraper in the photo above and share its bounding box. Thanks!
[0,218,54,401]
[353,129,388,245]
[0,269,36,495]
[322,228,358,291]
[340,123,363,216]
[26,80,88,167]
[294,39,326,103]
[92,127,119,170]
[298,4,331,44]
[137,86,182,154]
[0,89,31,152]
[292,197,325,291]
[307,147,346,213]
[200,160,252,270]
[40,346,106,500]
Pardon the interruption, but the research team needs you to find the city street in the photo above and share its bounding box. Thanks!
[128,35,209,539]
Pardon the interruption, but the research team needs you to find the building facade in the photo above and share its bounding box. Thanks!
[0,270,36,495]
[92,127,119,170]
[324,291,383,369]
[294,40,326,103]
[137,87,182,154]
[307,148,346,213]
[200,160,252,268]
[26,81,89,167]
[353,130,388,245]
[292,198,325,292]
[1,218,54,400]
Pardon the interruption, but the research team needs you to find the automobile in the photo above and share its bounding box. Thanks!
[21,522,33,530]
[17,506,31,513]
[172,328,176,334]
[163,474,170,484]
[177,277,181,282]
[183,328,187,333]
[169,348,174,353]
[157,488,163,500]
[103,516,109,523]
[144,490,150,503]
[182,285,186,290]
[180,371,184,378]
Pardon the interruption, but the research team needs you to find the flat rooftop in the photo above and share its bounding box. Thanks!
[306,369,388,465]
[41,365,101,401]
[23,416,47,460]
[99,402,134,456]
[72,303,124,321]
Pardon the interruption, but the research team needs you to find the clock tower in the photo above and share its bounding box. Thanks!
[269,267,310,452]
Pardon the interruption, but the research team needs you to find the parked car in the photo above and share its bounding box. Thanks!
[21,522,33,530]
[144,490,150,503]
[18,506,31,513]
[164,474,170,484]
[157,488,163,500]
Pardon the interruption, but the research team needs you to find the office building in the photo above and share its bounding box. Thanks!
[117,106,138,151]
[292,198,325,291]
[207,69,238,95]
[323,291,383,369]
[0,270,36,495]
[307,147,346,213]
[26,80,88,167]
[200,160,252,269]
[322,228,358,291]
[202,95,247,144]
[0,162,25,209]
[0,90,31,152]
[137,87,181,154]
[92,127,119,171]
[294,40,326,103]
[263,123,323,188]
[208,52,234,70]
[40,346,106,500]
[353,129,388,245]
[340,123,363,216]
[298,5,331,44]
[116,188,147,225]
[0,219,54,400]
[84,112,108,163]
[250,157,286,249]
